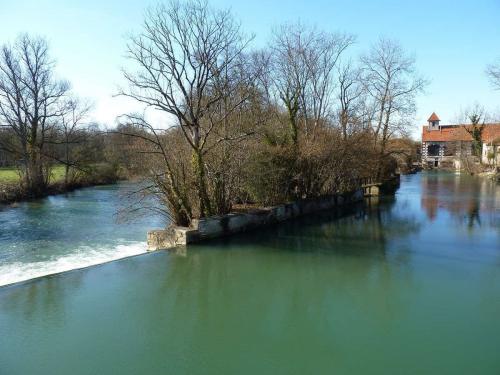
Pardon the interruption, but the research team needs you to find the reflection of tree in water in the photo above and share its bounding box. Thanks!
[148,198,423,350]
[224,198,422,259]
[466,199,481,229]
[277,197,422,257]
[149,175,500,348]
[420,172,500,229]
[0,272,84,322]
[153,249,419,357]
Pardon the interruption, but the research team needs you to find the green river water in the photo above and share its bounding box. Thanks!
[0,172,499,374]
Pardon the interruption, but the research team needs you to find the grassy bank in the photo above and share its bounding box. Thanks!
[0,165,66,184]
[0,164,123,205]
[0,167,20,183]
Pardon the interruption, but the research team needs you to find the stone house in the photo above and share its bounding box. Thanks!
[421,112,500,169]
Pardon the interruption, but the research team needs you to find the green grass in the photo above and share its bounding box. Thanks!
[50,165,66,182]
[0,167,21,183]
[0,165,66,184]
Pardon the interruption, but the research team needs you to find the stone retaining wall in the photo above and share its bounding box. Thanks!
[147,189,364,251]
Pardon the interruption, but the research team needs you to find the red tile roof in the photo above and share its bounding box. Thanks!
[422,123,500,143]
[427,112,440,122]
[483,125,500,143]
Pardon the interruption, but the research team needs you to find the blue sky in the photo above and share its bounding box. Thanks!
[2,0,500,138]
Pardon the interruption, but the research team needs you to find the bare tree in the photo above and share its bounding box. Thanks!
[337,60,363,139]
[486,61,500,90]
[120,0,253,221]
[115,113,194,225]
[360,37,426,178]
[269,23,354,144]
[58,97,92,185]
[303,30,355,135]
[269,24,309,145]
[0,34,69,195]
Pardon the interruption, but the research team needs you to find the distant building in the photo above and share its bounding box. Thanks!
[421,112,500,168]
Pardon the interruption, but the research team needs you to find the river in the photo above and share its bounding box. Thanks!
[0,172,499,374]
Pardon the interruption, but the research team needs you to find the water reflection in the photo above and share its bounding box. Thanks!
[420,172,500,229]
[199,197,420,257]
[151,198,423,337]
[1,272,84,323]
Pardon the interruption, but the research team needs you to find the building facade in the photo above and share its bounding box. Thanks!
[421,112,500,169]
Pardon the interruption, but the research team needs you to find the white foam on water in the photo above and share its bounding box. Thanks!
[0,242,148,287]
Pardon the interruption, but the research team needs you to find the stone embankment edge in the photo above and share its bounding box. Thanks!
[147,189,364,251]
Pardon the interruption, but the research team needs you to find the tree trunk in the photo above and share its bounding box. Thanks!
[24,143,46,196]
[340,109,348,140]
[64,139,70,186]
[376,107,391,180]
[284,97,299,146]
[192,148,212,218]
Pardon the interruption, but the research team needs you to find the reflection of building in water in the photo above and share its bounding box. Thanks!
[421,112,500,169]
[421,196,439,221]
[420,173,500,227]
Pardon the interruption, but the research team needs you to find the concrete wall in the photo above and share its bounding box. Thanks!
[482,143,500,165]
[147,189,364,251]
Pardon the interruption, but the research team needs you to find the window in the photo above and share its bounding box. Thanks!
[427,144,440,156]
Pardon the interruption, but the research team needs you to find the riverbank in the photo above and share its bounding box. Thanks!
[0,164,123,205]
[0,179,118,206]
[478,168,500,182]
[148,189,365,250]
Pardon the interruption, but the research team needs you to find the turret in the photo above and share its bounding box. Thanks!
[428,112,440,130]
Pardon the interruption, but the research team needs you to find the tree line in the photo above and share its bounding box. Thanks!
[1,0,426,222]
[0,35,148,198]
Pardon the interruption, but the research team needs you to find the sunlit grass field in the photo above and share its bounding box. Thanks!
[0,166,66,184]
